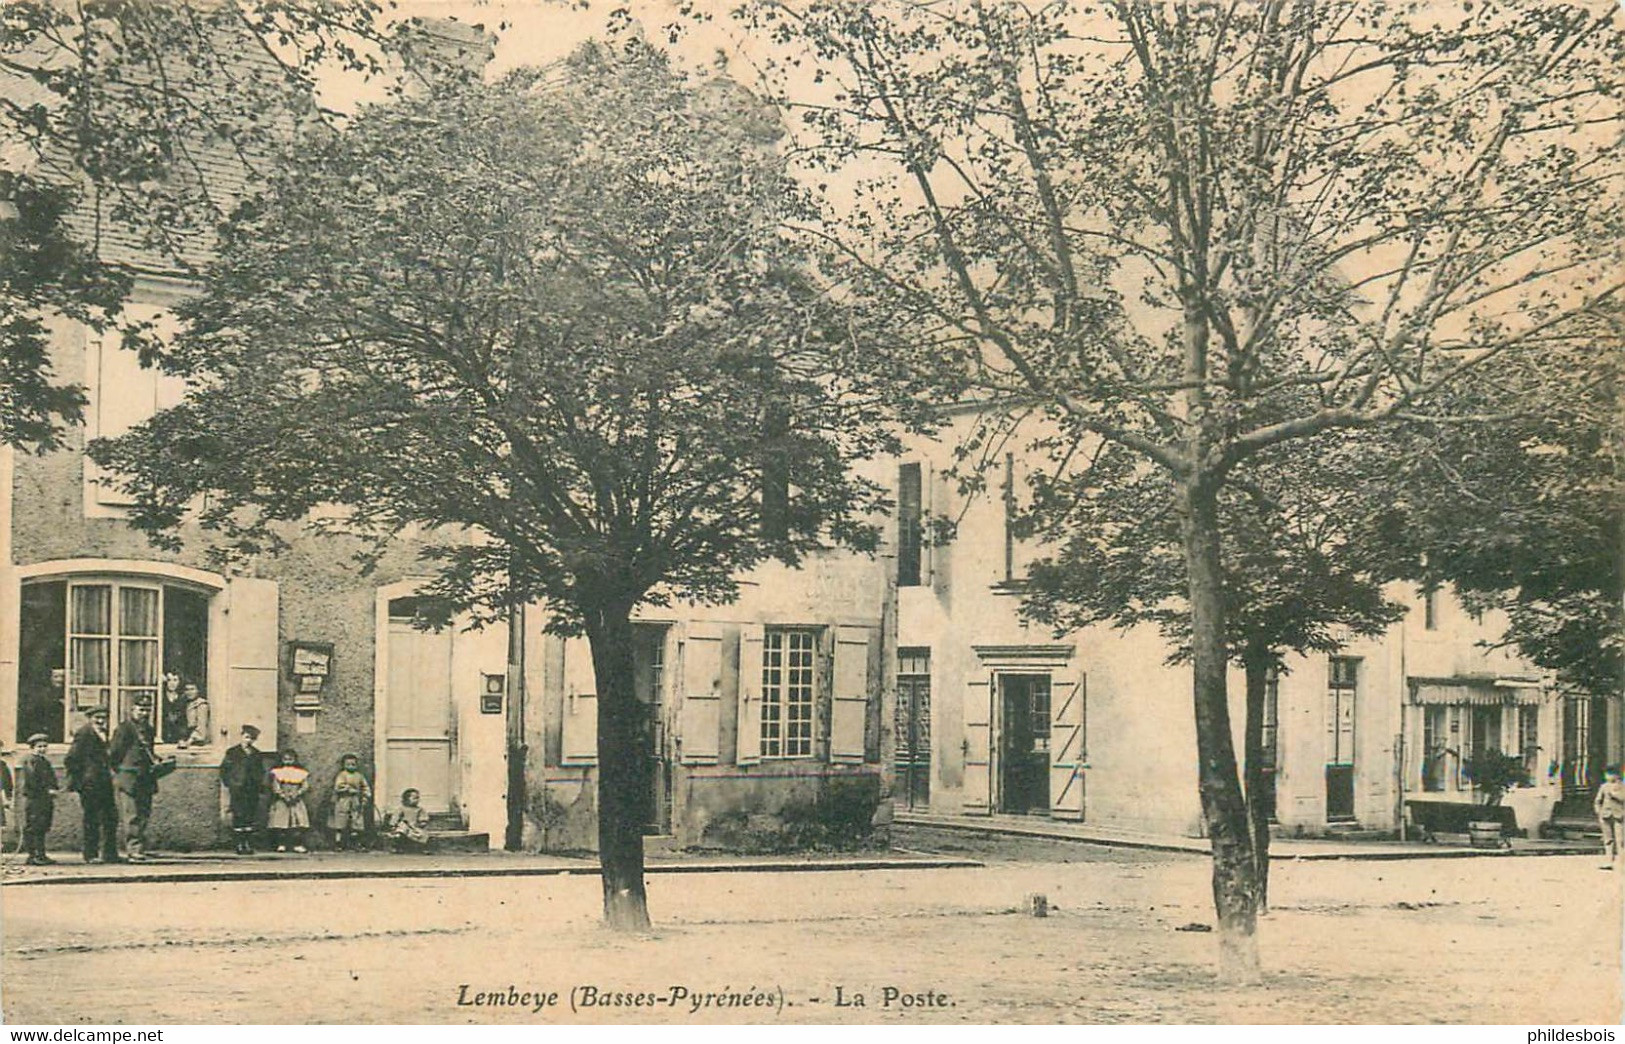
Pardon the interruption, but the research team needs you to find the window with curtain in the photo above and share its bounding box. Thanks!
[18,578,210,743]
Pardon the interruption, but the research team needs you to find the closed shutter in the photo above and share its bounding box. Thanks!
[736,624,764,766]
[1049,676,1085,820]
[963,676,992,813]
[679,623,722,765]
[560,636,597,765]
[225,577,279,743]
[830,626,871,764]
[92,316,185,507]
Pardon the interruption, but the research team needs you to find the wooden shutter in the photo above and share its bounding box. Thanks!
[736,624,764,766]
[560,636,597,765]
[679,623,723,765]
[962,675,992,813]
[830,626,871,764]
[92,314,185,507]
[225,577,279,743]
[1049,676,1085,820]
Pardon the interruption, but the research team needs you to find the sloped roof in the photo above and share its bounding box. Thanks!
[2,14,495,277]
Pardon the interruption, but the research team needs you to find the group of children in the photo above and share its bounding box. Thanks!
[228,739,434,855]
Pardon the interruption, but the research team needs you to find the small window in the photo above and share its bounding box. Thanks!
[897,463,923,587]
[761,629,817,758]
[1261,669,1280,772]
[1423,588,1438,631]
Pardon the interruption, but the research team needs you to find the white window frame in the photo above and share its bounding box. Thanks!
[67,579,166,731]
[760,628,817,759]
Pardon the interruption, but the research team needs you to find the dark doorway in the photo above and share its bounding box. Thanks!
[895,648,931,810]
[634,624,672,835]
[999,674,1051,815]
[1324,765,1355,821]
[1561,695,1609,796]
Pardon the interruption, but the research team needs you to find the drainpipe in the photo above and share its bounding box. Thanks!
[1396,608,1409,842]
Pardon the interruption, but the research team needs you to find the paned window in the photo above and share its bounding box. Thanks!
[761,629,816,758]
[18,578,209,744]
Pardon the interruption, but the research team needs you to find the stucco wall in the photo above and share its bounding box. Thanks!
[6,296,451,850]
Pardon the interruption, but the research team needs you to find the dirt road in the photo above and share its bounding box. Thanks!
[2,849,1619,1024]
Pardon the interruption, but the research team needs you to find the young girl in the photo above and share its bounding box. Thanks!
[266,750,310,853]
[328,752,371,851]
[388,788,432,853]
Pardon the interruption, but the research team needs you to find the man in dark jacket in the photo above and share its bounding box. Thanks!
[64,705,119,863]
[218,724,265,854]
[109,700,164,861]
[20,733,58,864]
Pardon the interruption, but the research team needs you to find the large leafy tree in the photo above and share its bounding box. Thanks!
[1019,435,1404,909]
[94,40,904,930]
[0,0,429,450]
[745,0,1624,979]
[1380,338,1623,698]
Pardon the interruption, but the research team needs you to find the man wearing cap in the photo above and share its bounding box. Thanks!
[20,733,58,864]
[109,700,163,861]
[64,706,119,863]
[219,725,266,854]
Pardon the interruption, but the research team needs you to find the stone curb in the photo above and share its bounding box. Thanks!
[0,854,984,888]
[895,816,1603,861]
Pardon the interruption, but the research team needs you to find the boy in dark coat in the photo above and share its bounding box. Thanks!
[219,725,266,854]
[20,734,58,865]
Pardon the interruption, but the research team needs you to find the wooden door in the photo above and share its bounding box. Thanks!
[385,614,455,815]
[1048,677,1084,820]
[896,671,932,810]
[962,676,992,813]
[1325,658,1357,822]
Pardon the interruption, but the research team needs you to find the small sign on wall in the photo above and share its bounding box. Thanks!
[286,641,334,712]
[481,673,505,714]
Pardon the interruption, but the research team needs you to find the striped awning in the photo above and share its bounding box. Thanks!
[1410,679,1543,706]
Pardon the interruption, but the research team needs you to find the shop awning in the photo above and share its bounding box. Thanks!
[1410,678,1544,706]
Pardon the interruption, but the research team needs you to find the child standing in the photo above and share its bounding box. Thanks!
[388,788,432,853]
[20,734,58,865]
[1595,764,1625,870]
[266,750,311,853]
[328,752,371,851]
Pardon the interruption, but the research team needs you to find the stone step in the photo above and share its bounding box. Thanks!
[1541,817,1602,841]
[642,833,679,857]
[425,830,491,853]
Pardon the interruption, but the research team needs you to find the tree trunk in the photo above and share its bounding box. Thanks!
[1241,646,1275,914]
[1180,477,1262,983]
[504,602,526,852]
[586,605,652,931]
